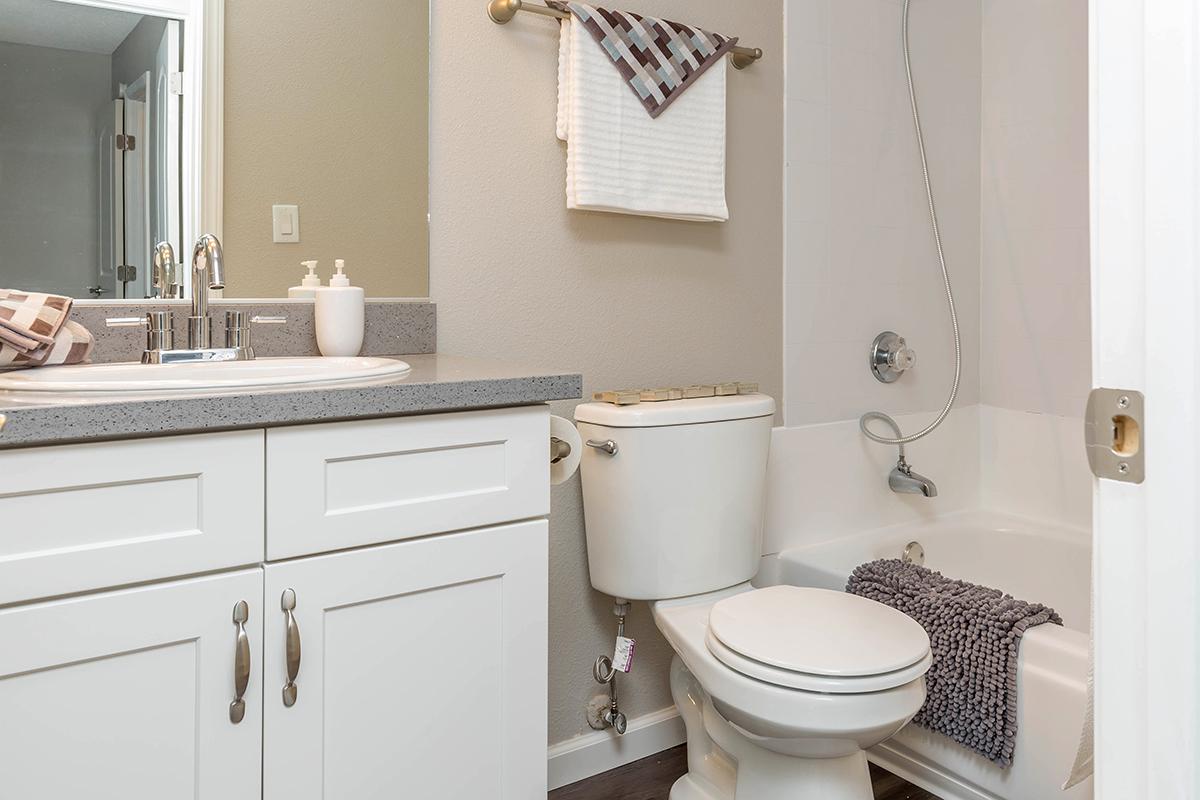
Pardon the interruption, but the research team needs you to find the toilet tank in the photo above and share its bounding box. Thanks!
[575,394,775,600]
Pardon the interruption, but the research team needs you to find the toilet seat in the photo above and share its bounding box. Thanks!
[705,585,931,694]
[705,629,932,693]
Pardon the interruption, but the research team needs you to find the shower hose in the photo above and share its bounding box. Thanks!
[860,0,962,448]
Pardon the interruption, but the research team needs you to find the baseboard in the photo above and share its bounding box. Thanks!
[547,707,686,791]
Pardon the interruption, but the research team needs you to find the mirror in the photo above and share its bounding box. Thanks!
[0,0,184,300]
[0,0,429,300]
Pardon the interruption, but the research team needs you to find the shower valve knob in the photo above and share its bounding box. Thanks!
[891,344,916,372]
[870,331,916,383]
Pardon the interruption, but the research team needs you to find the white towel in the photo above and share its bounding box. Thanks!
[555,16,729,222]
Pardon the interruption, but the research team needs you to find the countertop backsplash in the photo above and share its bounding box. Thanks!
[69,300,436,363]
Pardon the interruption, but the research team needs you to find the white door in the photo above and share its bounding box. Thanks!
[154,20,183,266]
[122,73,152,299]
[262,521,549,800]
[105,98,125,299]
[0,570,264,799]
[1090,0,1200,795]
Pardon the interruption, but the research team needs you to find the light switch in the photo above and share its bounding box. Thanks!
[272,204,300,243]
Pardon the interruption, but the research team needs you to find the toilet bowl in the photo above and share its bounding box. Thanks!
[652,584,931,800]
[575,394,930,799]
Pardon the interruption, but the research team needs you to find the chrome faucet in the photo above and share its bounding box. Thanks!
[109,233,254,364]
[862,412,939,498]
[889,456,938,498]
[189,233,226,349]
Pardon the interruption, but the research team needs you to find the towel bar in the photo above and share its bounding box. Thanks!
[487,0,764,70]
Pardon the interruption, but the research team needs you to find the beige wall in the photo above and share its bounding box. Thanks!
[222,0,428,297]
[429,0,784,745]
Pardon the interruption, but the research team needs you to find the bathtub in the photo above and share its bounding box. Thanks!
[768,510,1093,800]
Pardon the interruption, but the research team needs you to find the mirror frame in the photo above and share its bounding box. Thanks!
[64,0,224,302]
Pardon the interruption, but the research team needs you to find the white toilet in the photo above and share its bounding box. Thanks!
[575,394,932,800]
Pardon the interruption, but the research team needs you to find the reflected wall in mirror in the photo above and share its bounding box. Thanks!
[222,0,428,298]
[0,0,183,299]
[0,0,430,301]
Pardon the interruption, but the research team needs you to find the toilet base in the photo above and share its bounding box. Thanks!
[670,773,729,800]
[669,656,876,800]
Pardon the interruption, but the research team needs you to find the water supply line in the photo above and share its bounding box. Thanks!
[591,599,630,735]
[860,0,962,448]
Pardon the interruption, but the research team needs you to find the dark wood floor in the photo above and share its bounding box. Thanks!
[549,745,941,800]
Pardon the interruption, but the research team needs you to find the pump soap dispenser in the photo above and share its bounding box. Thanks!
[288,260,322,299]
[315,259,365,357]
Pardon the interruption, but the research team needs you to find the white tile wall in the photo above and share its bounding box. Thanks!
[981,0,1091,419]
[785,0,981,426]
[763,403,1091,554]
[979,405,1092,530]
[763,407,981,555]
[775,0,1093,553]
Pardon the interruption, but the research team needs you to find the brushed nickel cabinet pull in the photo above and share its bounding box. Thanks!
[281,588,301,707]
[230,600,251,724]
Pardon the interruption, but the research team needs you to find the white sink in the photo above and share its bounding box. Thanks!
[0,357,411,395]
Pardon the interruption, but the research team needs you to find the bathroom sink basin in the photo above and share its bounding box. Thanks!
[0,357,411,395]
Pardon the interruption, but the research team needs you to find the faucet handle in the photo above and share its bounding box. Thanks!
[145,311,174,352]
[105,312,173,351]
[105,316,147,328]
[224,310,254,357]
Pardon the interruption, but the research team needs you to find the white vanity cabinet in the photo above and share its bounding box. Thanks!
[0,570,265,800]
[0,405,552,800]
[261,520,548,800]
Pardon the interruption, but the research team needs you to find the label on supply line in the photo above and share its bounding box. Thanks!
[613,636,636,673]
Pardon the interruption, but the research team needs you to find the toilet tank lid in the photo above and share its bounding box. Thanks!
[574,394,776,427]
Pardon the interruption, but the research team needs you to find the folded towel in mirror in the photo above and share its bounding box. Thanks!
[0,290,94,369]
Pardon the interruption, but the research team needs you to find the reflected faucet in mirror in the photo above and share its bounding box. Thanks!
[152,243,182,299]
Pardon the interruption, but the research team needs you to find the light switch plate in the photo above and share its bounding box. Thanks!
[272,204,300,243]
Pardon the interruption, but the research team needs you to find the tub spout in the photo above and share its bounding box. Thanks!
[889,456,938,498]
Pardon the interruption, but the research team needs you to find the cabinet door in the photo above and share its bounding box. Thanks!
[263,521,549,800]
[0,570,264,800]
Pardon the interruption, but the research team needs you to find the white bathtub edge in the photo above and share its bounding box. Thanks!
[869,741,1001,800]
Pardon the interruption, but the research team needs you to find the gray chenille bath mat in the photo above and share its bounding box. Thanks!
[847,559,1062,767]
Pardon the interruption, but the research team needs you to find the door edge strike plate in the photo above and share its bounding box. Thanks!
[1085,388,1144,484]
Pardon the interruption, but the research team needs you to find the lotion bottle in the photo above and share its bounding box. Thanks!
[315,259,365,357]
[287,260,322,299]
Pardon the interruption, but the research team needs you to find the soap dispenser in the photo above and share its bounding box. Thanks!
[315,259,365,357]
[288,260,322,299]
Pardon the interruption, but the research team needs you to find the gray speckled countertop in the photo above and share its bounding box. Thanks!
[0,354,582,449]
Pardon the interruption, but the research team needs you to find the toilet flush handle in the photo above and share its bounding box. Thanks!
[586,439,619,456]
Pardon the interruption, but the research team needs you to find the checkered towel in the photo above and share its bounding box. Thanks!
[0,290,94,368]
[546,1,737,118]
